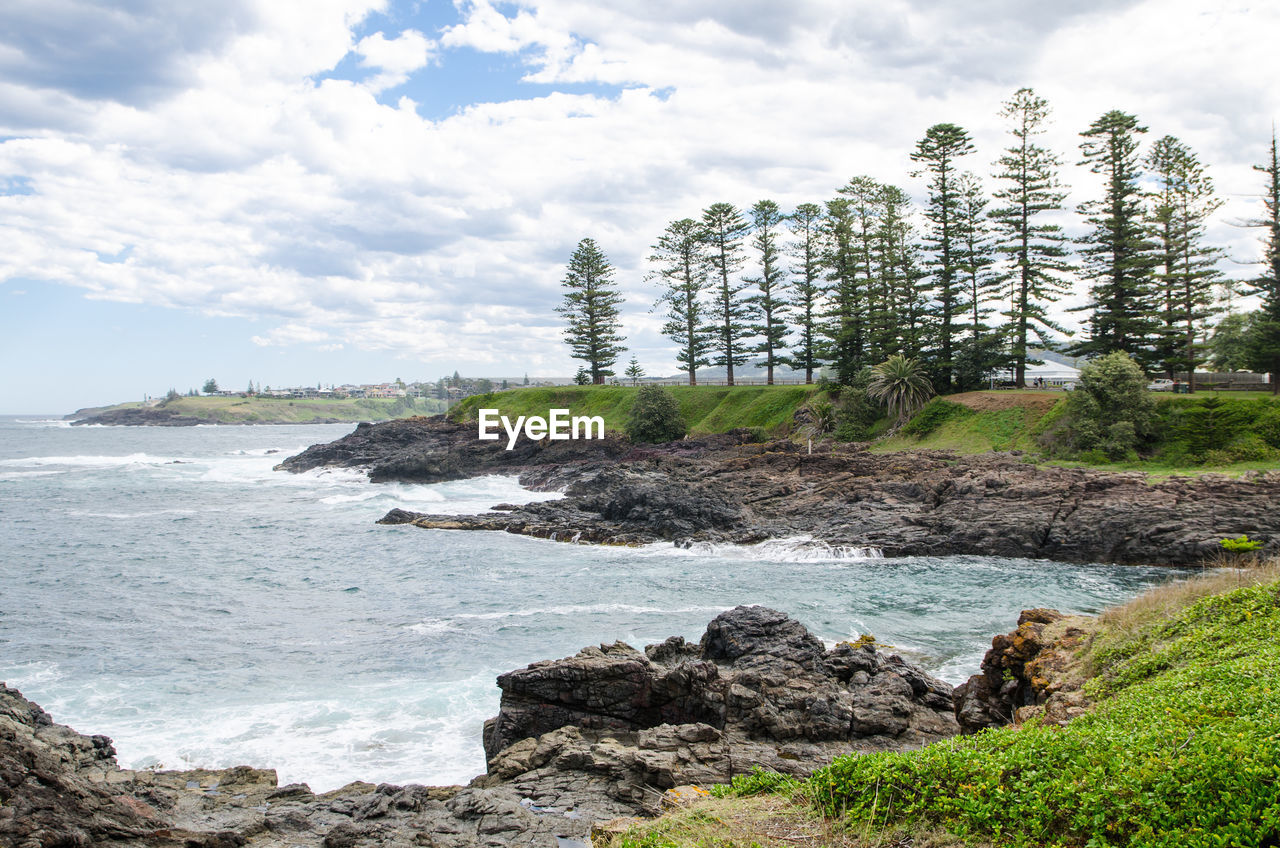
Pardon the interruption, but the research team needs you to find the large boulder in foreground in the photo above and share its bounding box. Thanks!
[480,605,959,811]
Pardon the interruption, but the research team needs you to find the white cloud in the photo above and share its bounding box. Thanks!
[0,0,1277,379]
[355,29,436,92]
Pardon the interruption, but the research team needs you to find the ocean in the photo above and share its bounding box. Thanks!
[0,415,1182,791]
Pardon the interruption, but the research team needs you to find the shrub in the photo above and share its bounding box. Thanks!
[797,397,837,442]
[625,385,686,444]
[1256,406,1280,448]
[833,368,883,442]
[1220,534,1263,553]
[1059,351,1155,459]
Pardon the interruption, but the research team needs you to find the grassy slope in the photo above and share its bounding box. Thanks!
[94,395,443,423]
[876,391,1280,476]
[449,385,820,436]
[605,563,1280,848]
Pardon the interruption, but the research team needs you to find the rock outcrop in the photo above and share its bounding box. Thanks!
[329,418,1280,564]
[953,608,1096,733]
[1,607,956,847]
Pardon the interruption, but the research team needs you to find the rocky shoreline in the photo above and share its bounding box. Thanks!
[280,416,1280,565]
[4,605,991,848]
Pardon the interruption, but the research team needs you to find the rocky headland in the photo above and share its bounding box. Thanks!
[279,416,1280,565]
[4,606,970,848]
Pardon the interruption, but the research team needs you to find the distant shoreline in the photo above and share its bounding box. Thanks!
[66,394,443,426]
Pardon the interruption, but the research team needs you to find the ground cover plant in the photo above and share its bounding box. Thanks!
[805,564,1280,847]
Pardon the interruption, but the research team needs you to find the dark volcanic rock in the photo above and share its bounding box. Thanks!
[362,436,1280,564]
[483,606,959,783]
[954,608,1095,733]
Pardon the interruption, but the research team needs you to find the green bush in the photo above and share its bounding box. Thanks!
[1256,406,1280,448]
[832,369,883,441]
[1220,534,1263,552]
[625,385,687,444]
[1057,352,1156,460]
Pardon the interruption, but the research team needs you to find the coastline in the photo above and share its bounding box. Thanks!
[281,415,1280,566]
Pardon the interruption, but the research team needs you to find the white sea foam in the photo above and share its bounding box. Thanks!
[638,536,884,562]
[102,676,496,792]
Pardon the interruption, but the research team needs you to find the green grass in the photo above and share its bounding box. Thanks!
[874,397,1058,454]
[449,385,822,436]
[95,395,442,423]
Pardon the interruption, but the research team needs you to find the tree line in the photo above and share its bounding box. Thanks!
[556,88,1280,394]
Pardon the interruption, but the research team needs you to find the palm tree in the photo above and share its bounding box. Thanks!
[868,355,934,425]
[798,396,838,453]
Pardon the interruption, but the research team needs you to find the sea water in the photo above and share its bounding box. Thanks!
[0,416,1183,791]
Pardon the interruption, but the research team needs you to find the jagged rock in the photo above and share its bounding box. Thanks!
[483,605,960,796]
[954,608,1096,733]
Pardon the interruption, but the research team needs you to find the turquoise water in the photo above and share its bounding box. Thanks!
[0,416,1182,790]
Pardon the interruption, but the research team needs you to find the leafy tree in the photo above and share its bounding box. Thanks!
[1145,136,1223,389]
[650,218,712,385]
[202,378,219,394]
[867,354,934,425]
[745,199,790,384]
[556,237,626,384]
[1208,312,1253,372]
[912,122,976,390]
[701,202,755,385]
[990,88,1073,387]
[1059,351,1156,459]
[625,384,686,443]
[1071,110,1159,368]
[784,202,826,383]
[475,378,493,393]
[625,356,644,385]
[1245,130,1280,394]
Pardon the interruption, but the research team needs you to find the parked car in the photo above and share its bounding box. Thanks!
[1148,379,1175,391]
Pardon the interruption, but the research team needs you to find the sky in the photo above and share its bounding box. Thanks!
[1,0,1278,413]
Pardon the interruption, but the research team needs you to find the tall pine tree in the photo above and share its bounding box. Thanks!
[876,185,930,361]
[1247,129,1280,393]
[1071,110,1158,367]
[784,202,826,383]
[953,171,1007,390]
[911,123,976,390]
[823,195,865,383]
[989,88,1072,387]
[556,238,625,384]
[1145,136,1223,389]
[701,202,755,385]
[745,199,790,384]
[649,219,712,385]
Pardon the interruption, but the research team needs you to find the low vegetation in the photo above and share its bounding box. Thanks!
[450,384,820,437]
[603,561,1280,848]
